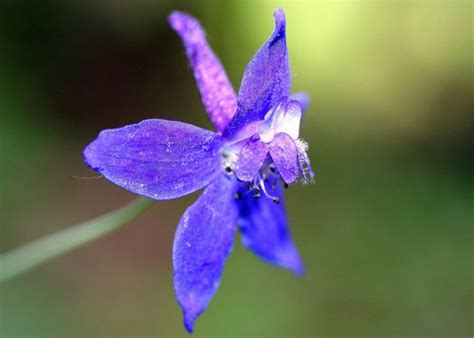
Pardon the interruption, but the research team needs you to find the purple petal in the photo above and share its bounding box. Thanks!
[83,119,222,200]
[238,181,304,275]
[169,11,237,132]
[268,133,299,184]
[234,137,268,182]
[173,174,238,332]
[224,8,290,137]
[290,92,310,112]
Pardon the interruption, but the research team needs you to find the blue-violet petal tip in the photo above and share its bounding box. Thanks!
[273,8,286,31]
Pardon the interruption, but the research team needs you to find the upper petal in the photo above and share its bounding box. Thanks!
[173,174,238,332]
[224,8,290,137]
[268,133,299,184]
[83,119,222,200]
[169,11,237,132]
[238,181,304,276]
[277,99,303,140]
[258,98,303,142]
[290,92,310,113]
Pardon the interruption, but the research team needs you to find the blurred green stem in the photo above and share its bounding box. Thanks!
[0,197,154,283]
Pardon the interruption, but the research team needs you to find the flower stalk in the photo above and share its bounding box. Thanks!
[0,197,154,283]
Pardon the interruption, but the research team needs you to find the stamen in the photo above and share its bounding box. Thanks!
[295,139,315,184]
[220,146,239,176]
[259,177,280,202]
[234,192,241,200]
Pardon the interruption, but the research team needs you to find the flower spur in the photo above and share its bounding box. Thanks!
[83,8,314,333]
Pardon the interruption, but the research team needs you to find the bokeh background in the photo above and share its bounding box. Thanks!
[1,1,472,337]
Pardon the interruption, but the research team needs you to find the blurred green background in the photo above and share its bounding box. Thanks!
[1,1,472,337]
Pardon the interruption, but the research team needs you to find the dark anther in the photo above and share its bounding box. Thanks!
[247,182,252,190]
[234,192,241,200]
[284,183,289,189]
[225,166,232,173]
[269,165,276,173]
[253,192,261,199]
[272,197,280,204]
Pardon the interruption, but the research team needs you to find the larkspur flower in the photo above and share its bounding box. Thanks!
[83,8,314,333]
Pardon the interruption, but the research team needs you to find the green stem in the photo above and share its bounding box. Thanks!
[0,197,154,283]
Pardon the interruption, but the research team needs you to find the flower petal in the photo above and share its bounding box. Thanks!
[173,174,238,332]
[278,99,303,140]
[169,11,237,132]
[234,137,268,182]
[83,119,222,200]
[224,8,290,137]
[268,133,299,184]
[238,181,304,275]
[259,98,302,142]
[290,92,310,112]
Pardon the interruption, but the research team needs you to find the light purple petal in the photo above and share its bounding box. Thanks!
[238,181,304,275]
[173,175,238,332]
[268,133,299,184]
[290,92,310,112]
[224,8,290,137]
[83,119,222,200]
[278,99,303,140]
[259,98,303,142]
[169,11,237,132]
[234,137,268,182]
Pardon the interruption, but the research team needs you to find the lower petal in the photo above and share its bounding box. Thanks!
[173,175,238,332]
[268,133,299,184]
[234,137,268,182]
[238,181,304,276]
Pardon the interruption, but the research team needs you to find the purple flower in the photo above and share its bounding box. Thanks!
[83,8,314,333]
